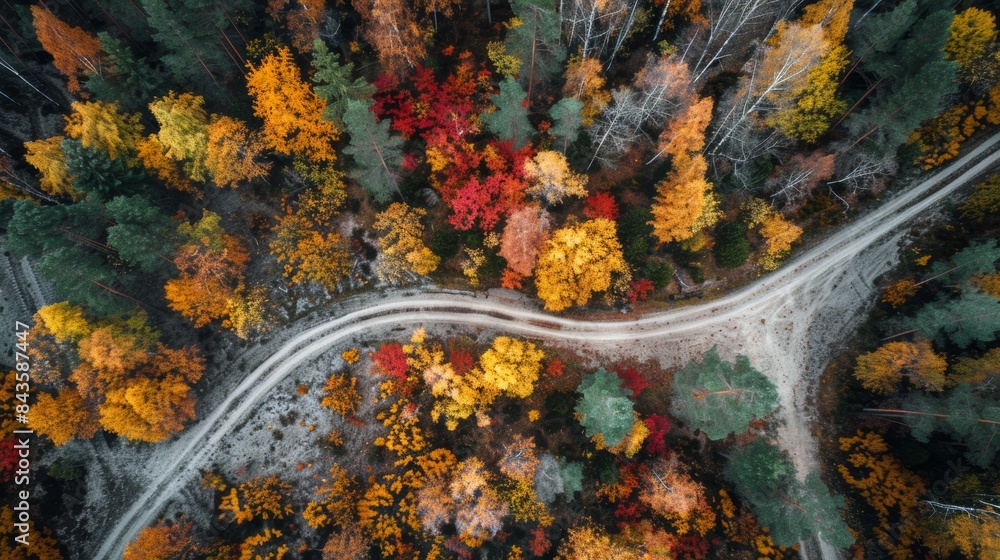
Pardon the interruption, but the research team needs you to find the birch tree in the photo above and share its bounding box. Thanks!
[682,0,793,85]
[562,0,643,65]
[588,55,691,169]
[708,23,827,158]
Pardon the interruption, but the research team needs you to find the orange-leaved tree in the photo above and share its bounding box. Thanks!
[205,116,271,188]
[164,211,249,328]
[854,339,948,394]
[123,519,196,560]
[351,0,426,78]
[31,5,102,94]
[246,46,339,163]
[650,97,718,244]
[219,475,294,524]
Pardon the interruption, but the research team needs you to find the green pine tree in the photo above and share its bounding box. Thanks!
[575,368,634,446]
[311,39,375,126]
[671,346,778,440]
[342,99,404,204]
[106,195,176,275]
[549,97,583,154]
[504,0,565,103]
[482,78,534,149]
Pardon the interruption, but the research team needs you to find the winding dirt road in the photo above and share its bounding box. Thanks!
[93,133,1000,560]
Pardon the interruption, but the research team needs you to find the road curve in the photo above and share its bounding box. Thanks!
[94,132,1000,560]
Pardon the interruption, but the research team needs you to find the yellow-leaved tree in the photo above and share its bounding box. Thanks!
[562,56,611,126]
[148,92,210,182]
[373,203,439,284]
[24,136,76,199]
[63,101,143,162]
[270,213,350,292]
[743,198,803,271]
[524,150,588,206]
[535,218,630,312]
[478,336,544,399]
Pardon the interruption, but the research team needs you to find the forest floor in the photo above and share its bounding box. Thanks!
[74,132,1000,560]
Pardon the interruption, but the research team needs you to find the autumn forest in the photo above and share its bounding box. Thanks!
[3,0,1000,558]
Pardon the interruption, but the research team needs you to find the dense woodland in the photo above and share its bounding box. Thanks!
[2,0,1000,558]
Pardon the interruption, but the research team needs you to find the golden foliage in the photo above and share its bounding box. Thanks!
[342,348,361,364]
[854,339,947,394]
[30,388,99,446]
[559,523,642,560]
[882,280,920,308]
[563,57,611,126]
[479,336,544,399]
[123,520,194,560]
[374,203,439,283]
[98,372,198,442]
[246,47,339,163]
[270,213,350,291]
[951,347,1000,385]
[304,464,359,529]
[375,398,426,458]
[838,431,925,560]
[136,134,196,194]
[499,480,553,526]
[941,513,1000,559]
[487,41,522,78]
[224,283,269,340]
[535,218,630,311]
[651,98,718,243]
[743,198,803,270]
[0,506,65,560]
[219,475,294,524]
[239,528,288,560]
[650,153,714,243]
[321,373,361,417]
[205,116,272,188]
[524,151,588,206]
[973,272,1000,299]
[64,101,143,162]
[357,480,403,556]
[24,137,76,199]
[606,415,650,458]
[947,7,998,71]
[35,302,91,343]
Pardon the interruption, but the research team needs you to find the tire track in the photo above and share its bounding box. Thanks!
[95,133,1000,560]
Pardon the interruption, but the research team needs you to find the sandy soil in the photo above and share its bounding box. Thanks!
[84,133,1000,560]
